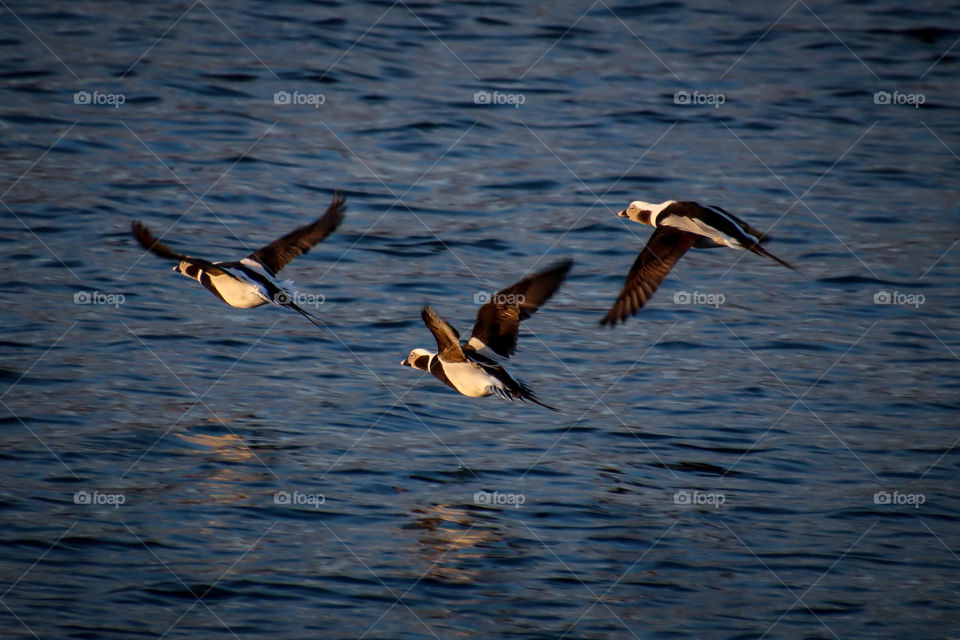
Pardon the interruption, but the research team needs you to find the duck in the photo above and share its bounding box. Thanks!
[131,192,346,328]
[602,199,794,326]
[402,260,573,409]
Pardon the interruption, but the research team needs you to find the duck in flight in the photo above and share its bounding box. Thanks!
[402,260,573,410]
[131,192,346,328]
[601,200,794,326]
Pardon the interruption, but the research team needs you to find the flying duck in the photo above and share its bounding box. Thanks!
[402,260,573,410]
[601,200,794,326]
[132,192,346,328]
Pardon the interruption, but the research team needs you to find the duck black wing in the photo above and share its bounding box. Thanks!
[422,305,469,363]
[248,192,346,276]
[466,259,573,359]
[131,221,193,261]
[601,228,698,326]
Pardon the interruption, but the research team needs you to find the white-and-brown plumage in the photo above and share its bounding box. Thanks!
[402,260,573,409]
[602,200,794,326]
[132,192,346,327]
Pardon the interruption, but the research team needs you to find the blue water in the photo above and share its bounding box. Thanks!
[1,1,958,638]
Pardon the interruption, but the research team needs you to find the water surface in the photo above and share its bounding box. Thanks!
[1,1,958,638]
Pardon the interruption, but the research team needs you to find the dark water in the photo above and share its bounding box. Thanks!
[2,1,959,638]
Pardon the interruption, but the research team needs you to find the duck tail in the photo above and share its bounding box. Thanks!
[749,243,796,271]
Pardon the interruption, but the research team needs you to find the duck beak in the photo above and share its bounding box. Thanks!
[617,210,628,218]
[400,359,409,367]
[172,265,180,273]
